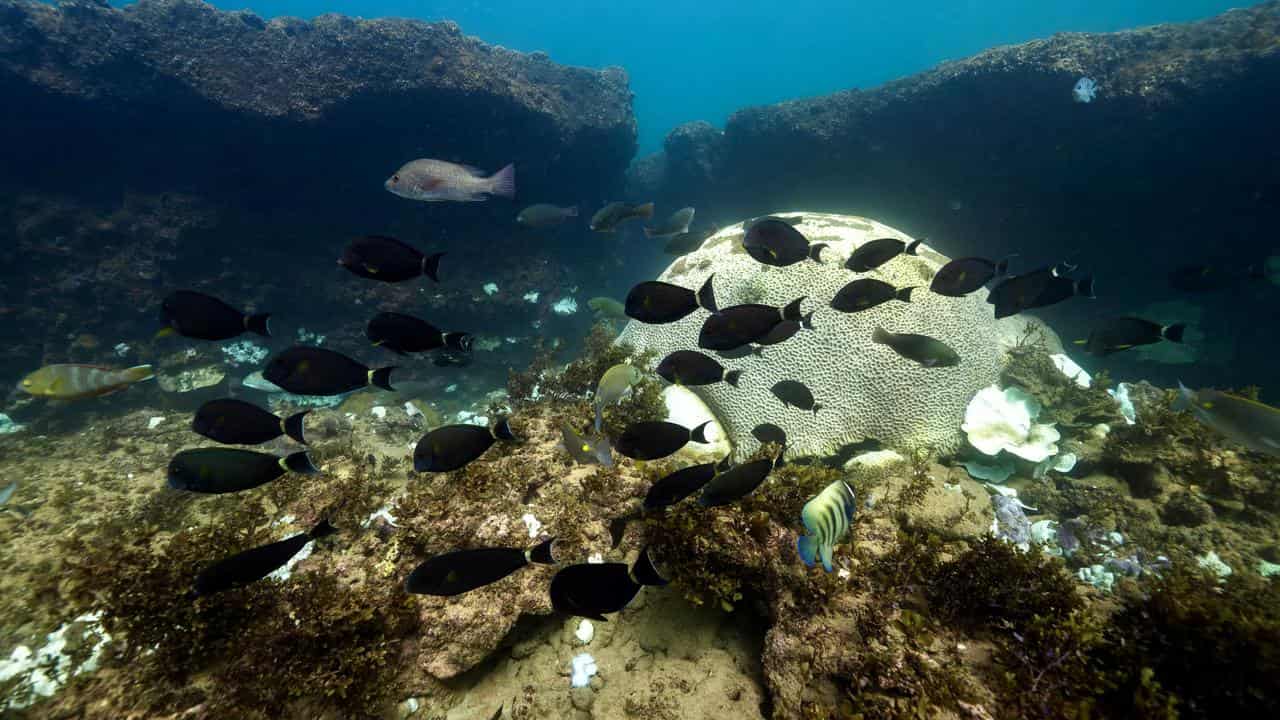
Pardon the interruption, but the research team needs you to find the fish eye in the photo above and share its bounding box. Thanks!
[392,174,400,183]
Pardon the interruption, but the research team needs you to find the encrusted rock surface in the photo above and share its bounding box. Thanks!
[618,212,1007,459]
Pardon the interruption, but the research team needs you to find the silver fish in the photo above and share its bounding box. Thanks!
[385,159,515,202]
[643,207,695,239]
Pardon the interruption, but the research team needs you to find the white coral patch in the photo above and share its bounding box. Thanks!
[962,385,1060,462]
[520,513,542,538]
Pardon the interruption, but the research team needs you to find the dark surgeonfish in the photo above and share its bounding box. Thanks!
[159,290,270,341]
[625,275,718,323]
[20,364,153,400]
[263,347,395,396]
[742,215,803,231]
[193,398,309,445]
[385,159,515,202]
[591,202,654,232]
[796,480,856,572]
[988,263,1093,319]
[405,538,556,597]
[846,237,921,272]
[871,327,960,367]
[194,519,337,596]
[644,457,729,511]
[771,380,821,414]
[168,448,318,494]
[560,423,614,467]
[1174,383,1280,457]
[644,207,695,239]
[656,350,742,387]
[751,423,787,447]
[366,312,473,355]
[615,420,712,461]
[549,546,668,621]
[699,448,785,507]
[1078,317,1185,356]
[339,235,445,283]
[757,316,812,346]
[414,418,519,472]
[830,279,914,313]
[698,298,807,351]
[742,218,825,267]
[930,256,1009,297]
[517,204,578,228]
[1168,263,1263,292]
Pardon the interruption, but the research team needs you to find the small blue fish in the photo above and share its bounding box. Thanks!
[796,480,856,572]
[0,481,15,506]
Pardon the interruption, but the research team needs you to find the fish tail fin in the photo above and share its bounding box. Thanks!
[691,420,712,444]
[488,163,516,198]
[369,367,396,391]
[422,252,445,282]
[905,239,922,256]
[246,313,272,338]
[797,534,817,568]
[493,416,519,442]
[526,536,556,565]
[444,332,472,352]
[636,202,655,219]
[283,410,310,445]
[897,286,916,302]
[697,274,718,313]
[782,297,806,322]
[1163,323,1187,343]
[629,546,669,587]
[125,364,155,383]
[310,518,338,539]
[1075,275,1096,298]
[283,451,319,475]
[1172,381,1194,412]
[809,243,827,262]
[819,543,834,573]
[724,369,742,388]
[565,205,579,217]
[801,310,816,330]
[871,326,890,345]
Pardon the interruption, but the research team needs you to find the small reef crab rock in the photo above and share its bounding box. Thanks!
[1073,76,1099,103]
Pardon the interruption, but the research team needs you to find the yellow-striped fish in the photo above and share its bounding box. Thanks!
[797,480,856,572]
[20,364,154,400]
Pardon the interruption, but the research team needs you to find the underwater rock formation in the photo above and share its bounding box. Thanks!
[619,213,1008,459]
[0,0,636,211]
[629,3,1280,392]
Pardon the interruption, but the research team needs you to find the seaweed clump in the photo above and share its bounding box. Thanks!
[1093,566,1280,719]
[506,320,665,435]
[1000,325,1120,430]
[52,496,419,719]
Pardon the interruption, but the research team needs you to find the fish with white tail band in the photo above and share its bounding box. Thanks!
[796,480,856,572]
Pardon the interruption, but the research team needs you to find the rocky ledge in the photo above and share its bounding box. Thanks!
[629,2,1280,391]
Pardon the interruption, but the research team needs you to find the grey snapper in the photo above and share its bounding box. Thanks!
[1174,383,1280,457]
[385,159,515,202]
[643,207,695,239]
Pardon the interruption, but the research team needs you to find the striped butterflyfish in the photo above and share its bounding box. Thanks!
[796,480,856,572]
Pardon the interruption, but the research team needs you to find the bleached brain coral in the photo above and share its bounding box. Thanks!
[617,213,1006,458]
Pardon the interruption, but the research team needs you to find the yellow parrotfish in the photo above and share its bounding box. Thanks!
[797,480,857,572]
[20,364,154,400]
[1174,382,1280,457]
[594,363,642,432]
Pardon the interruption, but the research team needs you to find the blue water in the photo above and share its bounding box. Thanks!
[196,0,1242,154]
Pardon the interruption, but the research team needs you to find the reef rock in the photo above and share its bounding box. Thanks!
[618,213,1008,458]
[0,0,635,225]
